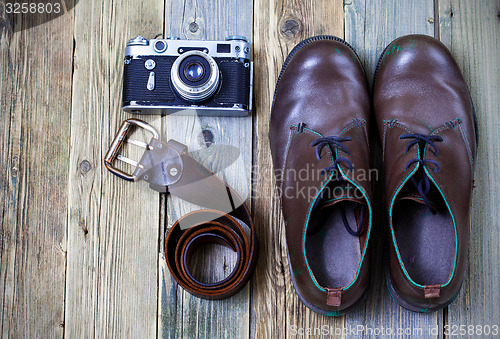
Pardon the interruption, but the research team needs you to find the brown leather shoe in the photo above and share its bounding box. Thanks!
[269,36,373,315]
[373,35,478,312]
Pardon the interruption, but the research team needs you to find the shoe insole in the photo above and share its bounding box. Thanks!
[305,202,362,288]
[393,200,455,285]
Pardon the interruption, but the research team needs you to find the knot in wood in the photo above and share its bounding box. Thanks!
[189,22,199,33]
[281,19,300,37]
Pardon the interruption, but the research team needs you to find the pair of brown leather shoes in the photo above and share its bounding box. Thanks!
[269,35,477,315]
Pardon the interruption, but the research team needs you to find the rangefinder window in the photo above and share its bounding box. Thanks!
[217,44,231,53]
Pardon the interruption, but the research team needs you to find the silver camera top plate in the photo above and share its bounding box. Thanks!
[125,36,251,60]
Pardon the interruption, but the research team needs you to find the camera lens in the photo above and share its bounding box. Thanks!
[184,62,205,82]
[171,51,220,102]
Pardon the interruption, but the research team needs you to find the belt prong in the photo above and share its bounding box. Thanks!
[117,154,143,168]
[126,137,152,149]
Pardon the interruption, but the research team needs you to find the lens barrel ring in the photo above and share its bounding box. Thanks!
[171,51,220,102]
[179,55,210,85]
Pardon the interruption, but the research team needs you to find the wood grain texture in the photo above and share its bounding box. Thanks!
[160,0,254,338]
[345,0,436,81]
[1,0,499,337]
[344,1,443,338]
[252,0,345,338]
[0,5,73,338]
[439,0,500,330]
[64,1,163,337]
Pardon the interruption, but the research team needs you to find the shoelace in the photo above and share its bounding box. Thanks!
[311,136,353,176]
[310,136,365,236]
[400,133,444,213]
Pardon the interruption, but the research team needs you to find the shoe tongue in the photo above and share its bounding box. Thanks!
[308,181,367,237]
[315,182,364,212]
[396,185,439,211]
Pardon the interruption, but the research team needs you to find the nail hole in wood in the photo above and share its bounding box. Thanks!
[11,155,18,177]
[80,222,89,237]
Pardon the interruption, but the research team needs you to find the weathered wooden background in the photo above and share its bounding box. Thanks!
[1,0,499,338]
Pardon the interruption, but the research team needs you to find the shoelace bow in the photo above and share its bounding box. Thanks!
[400,133,444,214]
[310,136,365,236]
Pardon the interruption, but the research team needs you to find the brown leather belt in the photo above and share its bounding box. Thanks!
[104,119,258,299]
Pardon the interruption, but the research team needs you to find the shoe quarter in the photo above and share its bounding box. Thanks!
[381,121,420,209]
[424,119,475,224]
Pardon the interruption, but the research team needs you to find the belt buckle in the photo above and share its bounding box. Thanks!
[104,119,160,181]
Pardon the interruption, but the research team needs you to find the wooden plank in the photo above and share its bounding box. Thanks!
[1,0,495,337]
[252,0,346,338]
[344,1,444,338]
[0,7,73,338]
[345,0,436,81]
[160,0,254,338]
[64,1,164,337]
[439,0,500,331]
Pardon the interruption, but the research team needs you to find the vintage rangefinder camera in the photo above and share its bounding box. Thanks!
[122,35,253,116]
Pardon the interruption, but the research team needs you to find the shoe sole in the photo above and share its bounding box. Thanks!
[287,251,371,316]
[273,35,369,316]
[385,267,461,313]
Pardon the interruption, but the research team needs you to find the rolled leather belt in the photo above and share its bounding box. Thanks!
[104,119,258,299]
